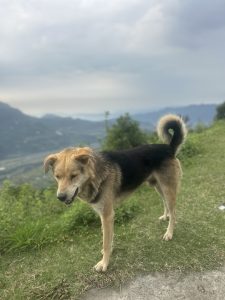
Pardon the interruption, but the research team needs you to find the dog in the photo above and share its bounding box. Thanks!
[44,114,187,272]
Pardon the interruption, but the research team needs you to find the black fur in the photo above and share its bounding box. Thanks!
[162,119,184,155]
[89,182,104,204]
[102,144,174,193]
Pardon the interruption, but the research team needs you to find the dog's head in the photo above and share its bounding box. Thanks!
[44,147,94,205]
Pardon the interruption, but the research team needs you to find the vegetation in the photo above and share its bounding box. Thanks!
[215,101,225,120]
[103,113,148,150]
[0,182,139,254]
[0,101,217,159]
[1,120,225,299]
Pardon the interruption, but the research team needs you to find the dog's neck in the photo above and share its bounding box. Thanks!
[79,154,110,203]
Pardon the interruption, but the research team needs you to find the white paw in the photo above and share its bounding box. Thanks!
[159,215,169,221]
[94,260,108,272]
[163,231,173,241]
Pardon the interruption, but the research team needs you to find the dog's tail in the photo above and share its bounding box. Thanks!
[157,114,187,155]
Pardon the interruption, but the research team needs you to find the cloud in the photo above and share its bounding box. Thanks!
[164,0,225,49]
[0,70,143,115]
[0,0,225,115]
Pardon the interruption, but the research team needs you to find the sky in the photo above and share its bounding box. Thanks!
[0,0,225,117]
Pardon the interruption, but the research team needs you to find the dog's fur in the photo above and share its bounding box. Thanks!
[44,114,187,272]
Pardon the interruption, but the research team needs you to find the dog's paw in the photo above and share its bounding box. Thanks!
[159,215,169,221]
[94,260,108,272]
[163,231,173,241]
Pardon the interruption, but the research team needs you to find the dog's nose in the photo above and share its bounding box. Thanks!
[57,193,67,202]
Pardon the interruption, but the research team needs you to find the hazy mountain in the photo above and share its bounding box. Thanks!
[0,101,217,160]
[133,104,217,130]
[0,102,105,159]
[71,104,217,125]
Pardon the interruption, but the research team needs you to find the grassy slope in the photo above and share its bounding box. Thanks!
[1,121,225,299]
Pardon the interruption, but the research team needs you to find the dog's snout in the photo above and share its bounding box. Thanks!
[57,193,67,202]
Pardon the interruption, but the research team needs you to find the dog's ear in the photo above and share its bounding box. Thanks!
[44,154,58,173]
[75,154,90,165]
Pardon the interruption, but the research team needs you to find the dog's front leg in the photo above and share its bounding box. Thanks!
[94,210,114,272]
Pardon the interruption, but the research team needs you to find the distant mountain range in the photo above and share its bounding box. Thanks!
[133,104,217,130]
[0,101,105,160]
[0,101,217,160]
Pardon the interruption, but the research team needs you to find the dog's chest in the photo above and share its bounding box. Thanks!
[91,199,105,215]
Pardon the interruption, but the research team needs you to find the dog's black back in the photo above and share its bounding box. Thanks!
[102,144,174,192]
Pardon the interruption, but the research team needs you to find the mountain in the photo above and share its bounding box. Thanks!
[0,101,217,160]
[133,104,217,130]
[0,102,105,160]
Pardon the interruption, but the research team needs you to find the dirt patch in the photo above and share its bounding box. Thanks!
[82,267,225,300]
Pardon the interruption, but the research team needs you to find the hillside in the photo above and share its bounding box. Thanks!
[0,120,225,299]
[0,102,105,159]
[0,101,217,160]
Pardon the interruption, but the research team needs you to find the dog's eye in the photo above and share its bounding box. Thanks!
[55,175,61,180]
[70,174,78,180]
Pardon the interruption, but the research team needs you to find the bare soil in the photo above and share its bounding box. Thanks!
[83,267,225,300]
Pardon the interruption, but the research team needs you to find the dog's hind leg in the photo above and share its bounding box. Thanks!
[155,159,181,241]
[155,183,169,221]
[160,187,176,241]
[148,177,169,221]
[94,202,114,272]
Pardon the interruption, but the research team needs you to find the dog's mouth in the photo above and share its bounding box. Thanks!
[65,188,79,205]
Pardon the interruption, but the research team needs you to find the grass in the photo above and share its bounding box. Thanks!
[1,121,225,299]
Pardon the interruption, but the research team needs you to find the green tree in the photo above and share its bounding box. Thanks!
[104,110,110,133]
[215,101,225,120]
[102,113,148,150]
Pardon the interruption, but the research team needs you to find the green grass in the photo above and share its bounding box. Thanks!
[1,121,225,299]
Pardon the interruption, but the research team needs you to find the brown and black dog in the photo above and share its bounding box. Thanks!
[44,114,187,272]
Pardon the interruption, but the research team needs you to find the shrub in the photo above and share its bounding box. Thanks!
[215,101,225,120]
[178,135,202,161]
[103,113,148,150]
[194,123,208,133]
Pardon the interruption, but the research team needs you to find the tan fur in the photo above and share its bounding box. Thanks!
[149,158,182,240]
[44,149,183,272]
[44,115,186,272]
[157,114,187,154]
[44,147,121,272]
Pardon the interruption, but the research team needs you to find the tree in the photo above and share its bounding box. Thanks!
[104,111,110,133]
[102,113,148,150]
[215,101,225,120]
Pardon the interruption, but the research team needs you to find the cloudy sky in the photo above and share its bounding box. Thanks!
[0,0,225,117]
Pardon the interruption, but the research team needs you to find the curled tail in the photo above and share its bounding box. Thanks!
[157,114,187,155]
